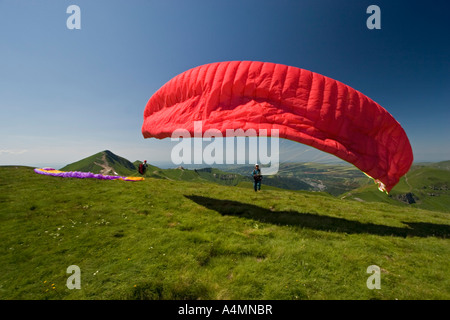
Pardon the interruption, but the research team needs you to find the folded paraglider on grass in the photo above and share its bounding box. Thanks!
[34,168,144,182]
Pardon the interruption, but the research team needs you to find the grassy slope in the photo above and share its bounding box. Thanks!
[61,150,136,176]
[342,166,450,213]
[0,166,449,300]
[428,160,450,171]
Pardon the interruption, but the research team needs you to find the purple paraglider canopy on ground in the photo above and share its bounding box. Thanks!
[34,168,144,182]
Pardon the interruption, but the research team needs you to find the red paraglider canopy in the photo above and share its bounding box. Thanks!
[142,61,413,193]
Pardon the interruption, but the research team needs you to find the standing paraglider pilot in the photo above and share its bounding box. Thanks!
[139,160,148,175]
[252,164,262,192]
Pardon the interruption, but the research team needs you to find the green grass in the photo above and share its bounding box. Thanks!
[342,166,450,213]
[0,166,449,300]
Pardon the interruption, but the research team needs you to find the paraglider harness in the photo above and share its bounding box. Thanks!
[138,162,148,175]
[252,168,262,182]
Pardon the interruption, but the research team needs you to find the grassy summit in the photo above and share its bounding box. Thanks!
[61,150,136,176]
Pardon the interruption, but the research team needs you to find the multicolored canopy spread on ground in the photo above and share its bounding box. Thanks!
[34,168,144,182]
[142,61,413,193]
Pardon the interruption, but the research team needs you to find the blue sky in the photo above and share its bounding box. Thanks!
[1,0,449,168]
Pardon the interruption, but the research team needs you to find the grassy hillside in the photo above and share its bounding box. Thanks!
[61,150,136,176]
[0,166,449,300]
[428,160,450,171]
[342,166,450,213]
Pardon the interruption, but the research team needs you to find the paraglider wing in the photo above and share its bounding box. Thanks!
[142,61,413,193]
[34,168,144,181]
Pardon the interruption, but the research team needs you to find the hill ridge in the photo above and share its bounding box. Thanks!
[61,150,137,176]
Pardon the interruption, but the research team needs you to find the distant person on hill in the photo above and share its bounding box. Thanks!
[138,160,148,175]
[252,164,262,192]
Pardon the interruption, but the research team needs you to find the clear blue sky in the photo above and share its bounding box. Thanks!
[1,0,449,168]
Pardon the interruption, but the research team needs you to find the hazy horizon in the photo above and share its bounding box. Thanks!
[2,147,448,171]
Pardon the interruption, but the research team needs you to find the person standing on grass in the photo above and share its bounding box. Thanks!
[252,164,262,192]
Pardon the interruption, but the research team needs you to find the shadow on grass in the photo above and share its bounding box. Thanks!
[185,195,450,238]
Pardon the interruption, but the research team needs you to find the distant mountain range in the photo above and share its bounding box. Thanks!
[60,150,450,212]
